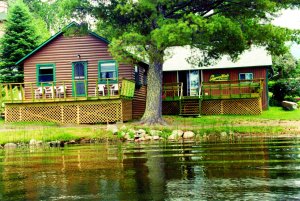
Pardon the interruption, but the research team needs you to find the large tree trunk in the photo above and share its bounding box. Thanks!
[140,48,165,125]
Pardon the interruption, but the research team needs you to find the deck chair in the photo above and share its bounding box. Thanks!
[56,85,67,98]
[110,83,119,95]
[34,87,43,99]
[95,84,106,96]
[45,86,56,98]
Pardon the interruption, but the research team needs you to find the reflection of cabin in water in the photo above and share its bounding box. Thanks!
[0,22,147,124]
[162,47,272,115]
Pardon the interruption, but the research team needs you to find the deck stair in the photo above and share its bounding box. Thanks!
[180,96,201,116]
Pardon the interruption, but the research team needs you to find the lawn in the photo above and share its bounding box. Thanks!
[0,106,298,144]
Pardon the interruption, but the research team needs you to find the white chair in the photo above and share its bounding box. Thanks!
[56,85,67,98]
[45,86,56,98]
[95,84,106,96]
[34,87,43,99]
[110,83,119,95]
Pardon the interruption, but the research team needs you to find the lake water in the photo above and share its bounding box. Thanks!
[0,138,300,201]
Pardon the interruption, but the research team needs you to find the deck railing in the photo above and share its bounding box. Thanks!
[0,78,136,105]
[162,79,263,101]
[202,79,263,100]
[162,82,183,100]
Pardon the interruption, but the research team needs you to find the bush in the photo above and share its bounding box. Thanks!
[269,79,300,106]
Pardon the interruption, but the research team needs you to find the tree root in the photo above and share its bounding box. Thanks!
[139,117,168,126]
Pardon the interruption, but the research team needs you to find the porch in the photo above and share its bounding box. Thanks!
[162,79,263,115]
[1,79,136,124]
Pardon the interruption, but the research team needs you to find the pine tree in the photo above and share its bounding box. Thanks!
[0,0,39,83]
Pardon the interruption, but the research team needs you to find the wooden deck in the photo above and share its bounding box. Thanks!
[1,79,135,124]
[162,80,263,115]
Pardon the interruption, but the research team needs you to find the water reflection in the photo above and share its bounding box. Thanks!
[0,138,300,200]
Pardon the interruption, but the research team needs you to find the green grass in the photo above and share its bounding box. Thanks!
[0,106,298,144]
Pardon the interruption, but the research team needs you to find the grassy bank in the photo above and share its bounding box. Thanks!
[0,107,299,144]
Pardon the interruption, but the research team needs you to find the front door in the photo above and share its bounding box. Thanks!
[72,61,87,96]
[187,70,200,96]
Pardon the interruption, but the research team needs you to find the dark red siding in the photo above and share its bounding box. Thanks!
[202,67,268,110]
[23,34,147,117]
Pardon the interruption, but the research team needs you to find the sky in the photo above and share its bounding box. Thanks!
[272,9,300,59]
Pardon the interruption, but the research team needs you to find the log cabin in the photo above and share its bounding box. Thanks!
[162,46,272,115]
[1,22,147,124]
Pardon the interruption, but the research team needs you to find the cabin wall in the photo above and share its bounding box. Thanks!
[132,64,147,119]
[202,67,268,110]
[23,34,134,99]
[22,34,147,119]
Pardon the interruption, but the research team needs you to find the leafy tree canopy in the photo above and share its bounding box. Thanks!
[272,51,300,79]
[61,0,300,124]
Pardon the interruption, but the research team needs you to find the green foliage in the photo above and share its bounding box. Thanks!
[63,22,89,37]
[269,78,300,105]
[0,0,39,83]
[272,51,300,79]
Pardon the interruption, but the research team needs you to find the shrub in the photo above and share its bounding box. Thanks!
[269,79,300,106]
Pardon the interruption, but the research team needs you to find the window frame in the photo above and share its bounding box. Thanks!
[36,63,56,86]
[98,60,118,84]
[239,72,253,81]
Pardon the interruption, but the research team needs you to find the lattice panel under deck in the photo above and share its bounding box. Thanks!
[223,98,262,115]
[201,98,262,115]
[79,101,122,123]
[5,99,130,124]
[201,100,222,115]
[21,105,62,123]
[162,101,180,115]
[62,105,78,124]
[122,100,132,121]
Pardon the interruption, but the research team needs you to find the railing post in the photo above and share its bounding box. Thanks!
[52,82,55,101]
[96,79,99,99]
[106,78,110,97]
[84,79,88,100]
[41,82,44,101]
[20,84,24,103]
[31,83,34,101]
[73,80,77,100]
[63,81,66,101]
[9,84,13,103]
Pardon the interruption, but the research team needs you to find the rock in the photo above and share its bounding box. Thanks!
[171,130,184,138]
[49,141,64,147]
[69,140,76,144]
[282,101,298,111]
[29,139,43,146]
[4,143,17,149]
[144,135,152,141]
[220,132,227,137]
[153,136,160,140]
[168,134,176,140]
[107,124,118,134]
[29,139,37,146]
[137,129,146,136]
[183,131,195,139]
[150,130,162,136]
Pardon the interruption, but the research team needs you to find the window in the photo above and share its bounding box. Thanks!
[98,61,118,83]
[134,65,141,89]
[36,64,55,85]
[239,73,253,80]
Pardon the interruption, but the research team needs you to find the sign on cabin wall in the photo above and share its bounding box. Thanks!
[209,73,230,81]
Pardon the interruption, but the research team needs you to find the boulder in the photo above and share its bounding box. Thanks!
[168,134,177,140]
[4,143,17,149]
[153,136,160,140]
[220,132,227,137]
[171,130,184,138]
[282,101,298,111]
[137,129,146,136]
[183,131,195,139]
[29,139,43,146]
[107,124,118,134]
